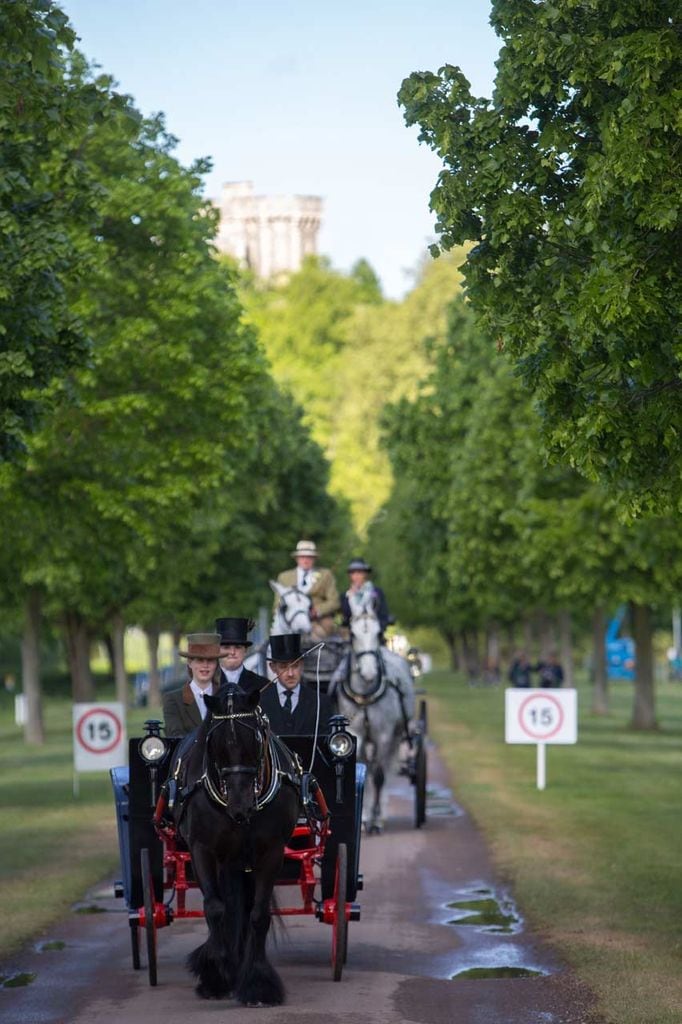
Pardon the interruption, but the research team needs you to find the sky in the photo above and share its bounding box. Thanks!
[60,1,501,298]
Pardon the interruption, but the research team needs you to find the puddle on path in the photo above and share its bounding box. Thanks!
[421,870,557,982]
[35,940,67,952]
[452,965,546,980]
[425,784,464,818]
[446,887,520,934]
[72,903,108,914]
[1,971,37,988]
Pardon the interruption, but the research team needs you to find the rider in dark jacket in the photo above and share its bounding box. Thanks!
[340,558,391,637]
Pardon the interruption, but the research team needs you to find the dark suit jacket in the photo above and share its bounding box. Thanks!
[259,682,332,737]
[221,666,270,695]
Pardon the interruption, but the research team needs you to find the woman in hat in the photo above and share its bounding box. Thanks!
[341,558,391,640]
[162,633,222,737]
[274,539,340,636]
[258,633,332,736]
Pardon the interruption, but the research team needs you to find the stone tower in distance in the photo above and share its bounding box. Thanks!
[215,181,322,279]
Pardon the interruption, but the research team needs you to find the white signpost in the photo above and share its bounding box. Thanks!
[73,702,127,795]
[505,688,577,790]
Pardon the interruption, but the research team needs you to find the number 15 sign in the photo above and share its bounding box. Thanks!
[505,689,577,789]
[73,702,127,773]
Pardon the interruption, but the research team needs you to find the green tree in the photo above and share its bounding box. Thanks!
[399,0,682,510]
[0,1,124,458]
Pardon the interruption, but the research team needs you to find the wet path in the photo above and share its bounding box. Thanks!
[0,743,599,1023]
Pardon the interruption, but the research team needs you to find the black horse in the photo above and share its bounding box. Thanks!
[169,682,300,1006]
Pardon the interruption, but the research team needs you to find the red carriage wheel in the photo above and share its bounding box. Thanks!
[331,843,348,981]
[140,847,158,986]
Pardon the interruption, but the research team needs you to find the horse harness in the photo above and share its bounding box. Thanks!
[162,705,301,824]
[340,648,412,744]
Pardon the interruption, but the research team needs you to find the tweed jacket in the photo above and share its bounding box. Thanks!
[275,567,340,618]
[259,682,333,737]
[162,680,212,737]
[163,667,269,737]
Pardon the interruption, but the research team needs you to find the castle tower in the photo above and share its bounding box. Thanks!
[215,181,323,279]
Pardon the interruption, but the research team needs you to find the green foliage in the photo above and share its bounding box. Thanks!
[244,250,467,534]
[0,2,126,458]
[399,1,682,511]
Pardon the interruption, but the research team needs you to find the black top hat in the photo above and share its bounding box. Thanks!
[347,557,372,573]
[267,634,302,662]
[215,617,254,647]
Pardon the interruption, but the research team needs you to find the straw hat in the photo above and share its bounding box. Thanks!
[290,539,318,558]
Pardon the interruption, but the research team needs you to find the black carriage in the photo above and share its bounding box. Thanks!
[111,715,365,987]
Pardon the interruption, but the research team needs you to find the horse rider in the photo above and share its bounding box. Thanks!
[215,615,269,693]
[275,539,340,636]
[162,632,222,737]
[341,557,392,641]
[258,633,333,736]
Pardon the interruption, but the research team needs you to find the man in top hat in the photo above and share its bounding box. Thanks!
[215,616,269,694]
[341,558,392,640]
[258,634,333,736]
[275,539,340,636]
[162,633,222,737]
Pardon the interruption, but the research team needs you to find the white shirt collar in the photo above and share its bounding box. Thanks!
[276,682,300,711]
[222,666,243,684]
[189,679,212,718]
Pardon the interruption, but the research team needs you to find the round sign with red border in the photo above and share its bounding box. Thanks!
[76,706,122,754]
[517,692,564,741]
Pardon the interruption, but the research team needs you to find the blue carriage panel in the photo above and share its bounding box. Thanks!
[110,765,132,906]
[352,762,366,892]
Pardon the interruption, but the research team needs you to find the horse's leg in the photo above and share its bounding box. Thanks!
[234,848,286,1006]
[187,842,234,999]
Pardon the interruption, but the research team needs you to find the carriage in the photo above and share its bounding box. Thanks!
[111,714,365,990]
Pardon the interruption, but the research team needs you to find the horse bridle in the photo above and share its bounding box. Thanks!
[342,616,387,706]
[278,585,312,632]
[202,696,271,814]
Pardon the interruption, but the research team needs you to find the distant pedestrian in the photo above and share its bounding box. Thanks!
[508,651,533,688]
[535,651,564,688]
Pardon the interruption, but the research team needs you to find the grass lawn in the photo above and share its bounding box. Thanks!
[426,670,682,1024]
[0,689,157,960]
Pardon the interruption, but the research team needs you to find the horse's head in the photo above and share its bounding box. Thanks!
[269,579,312,635]
[203,684,268,823]
[350,610,382,683]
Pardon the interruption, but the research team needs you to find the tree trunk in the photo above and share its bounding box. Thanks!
[558,610,574,688]
[630,602,658,730]
[537,610,556,660]
[111,614,128,706]
[22,587,45,745]
[591,606,609,714]
[146,626,162,709]
[63,611,95,702]
[462,628,481,683]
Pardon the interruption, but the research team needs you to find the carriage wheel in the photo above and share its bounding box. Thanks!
[130,917,140,970]
[331,843,348,981]
[141,847,158,986]
[418,698,428,738]
[414,733,427,829]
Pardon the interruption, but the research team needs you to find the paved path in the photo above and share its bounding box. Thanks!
[0,744,600,1024]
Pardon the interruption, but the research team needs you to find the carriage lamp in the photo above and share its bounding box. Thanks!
[328,715,354,760]
[139,734,167,763]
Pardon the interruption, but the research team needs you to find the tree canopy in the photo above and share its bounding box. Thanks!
[0,2,126,459]
[399,0,682,512]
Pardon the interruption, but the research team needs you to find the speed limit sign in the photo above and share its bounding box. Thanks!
[505,689,577,790]
[73,703,127,773]
[505,689,577,744]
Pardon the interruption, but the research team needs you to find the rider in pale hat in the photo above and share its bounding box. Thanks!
[275,539,339,637]
[258,634,333,736]
[215,616,269,694]
[162,633,222,737]
[341,557,392,640]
